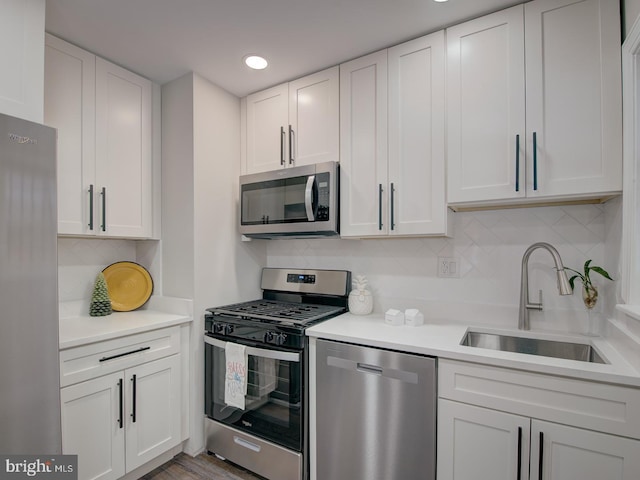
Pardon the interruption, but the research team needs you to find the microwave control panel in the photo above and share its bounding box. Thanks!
[316,172,330,221]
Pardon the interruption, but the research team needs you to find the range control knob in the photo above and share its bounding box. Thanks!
[213,322,225,334]
[224,324,235,335]
[264,331,276,343]
[276,333,287,346]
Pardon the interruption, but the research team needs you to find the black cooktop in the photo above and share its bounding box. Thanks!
[210,299,346,325]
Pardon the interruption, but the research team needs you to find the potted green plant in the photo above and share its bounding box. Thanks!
[566,260,613,310]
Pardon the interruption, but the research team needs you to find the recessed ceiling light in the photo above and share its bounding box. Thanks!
[433,0,449,2]
[244,55,268,70]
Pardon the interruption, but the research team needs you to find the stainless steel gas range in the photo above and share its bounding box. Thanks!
[204,268,351,480]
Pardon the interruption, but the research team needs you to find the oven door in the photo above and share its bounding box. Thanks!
[204,335,303,451]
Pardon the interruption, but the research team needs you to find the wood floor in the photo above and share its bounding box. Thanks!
[140,452,264,480]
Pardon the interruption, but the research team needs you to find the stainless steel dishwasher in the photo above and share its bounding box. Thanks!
[315,339,436,480]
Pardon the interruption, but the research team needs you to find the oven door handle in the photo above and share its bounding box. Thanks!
[204,335,301,362]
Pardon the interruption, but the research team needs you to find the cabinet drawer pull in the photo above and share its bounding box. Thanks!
[99,346,151,363]
[533,132,538,191]
[88,184,94,230]
[517,426,522,480]
[118,378,123,429]
[131,374,137,423]
[378,184,383,231]
[390,183,395,231]
[100,187,107,231]
[515,135,520,192]
[538,431,544,480]
[280,126,286,166]
[289,125,295,164]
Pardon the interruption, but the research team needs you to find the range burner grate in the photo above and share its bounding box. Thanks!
[212,299,345,324]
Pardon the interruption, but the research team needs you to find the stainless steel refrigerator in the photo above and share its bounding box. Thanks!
[0,112,61,454]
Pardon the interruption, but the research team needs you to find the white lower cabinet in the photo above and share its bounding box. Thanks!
[438,399,640,480]
[60,328,183,480]
[438,360,640,480]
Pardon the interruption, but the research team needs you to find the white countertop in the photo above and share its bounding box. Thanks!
[59,296,193,350]
[306,313,640,387]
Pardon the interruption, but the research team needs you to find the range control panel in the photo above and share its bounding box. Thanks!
[287,273,316,284]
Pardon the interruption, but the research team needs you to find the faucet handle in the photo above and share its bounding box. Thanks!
[526,289,544,311]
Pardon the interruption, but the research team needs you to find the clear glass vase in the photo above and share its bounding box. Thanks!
[581,284,599,336]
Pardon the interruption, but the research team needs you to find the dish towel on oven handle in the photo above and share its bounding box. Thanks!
[225,342,248,409]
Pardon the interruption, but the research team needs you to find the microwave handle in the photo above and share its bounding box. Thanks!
[305,175,316,221]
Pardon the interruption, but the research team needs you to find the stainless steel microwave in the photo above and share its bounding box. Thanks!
[239,161,339,239]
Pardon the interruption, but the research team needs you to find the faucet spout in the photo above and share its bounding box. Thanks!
[518,242,572,330]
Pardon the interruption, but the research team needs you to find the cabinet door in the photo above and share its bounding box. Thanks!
[0,0,45,122]
[388,31,447,236]
[61,372,125,480]
[246,83,289,173]
[288,66,339,167]
[339,50,388,237]
[447,5,526,204]
[531,420,640,480]
[44,34,96,235]
[125,354,181,472]
[437,399,530,480]
[524,0,622,198]
[95,58,152,238]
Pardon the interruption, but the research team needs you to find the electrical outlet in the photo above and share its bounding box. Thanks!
[438,256,460,278]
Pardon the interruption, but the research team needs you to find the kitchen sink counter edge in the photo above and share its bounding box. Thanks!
[306,313,640,388]
[59,296,193,350]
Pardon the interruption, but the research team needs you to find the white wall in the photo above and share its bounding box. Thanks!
[267,200,622,334]
[161,72,265,455]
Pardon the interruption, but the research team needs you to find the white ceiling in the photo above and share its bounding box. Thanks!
[45,0,524,98]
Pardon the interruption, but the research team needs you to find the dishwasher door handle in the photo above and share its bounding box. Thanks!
[357,363,383,375]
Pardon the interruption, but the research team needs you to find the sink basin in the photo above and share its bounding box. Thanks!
[460,331,607,364]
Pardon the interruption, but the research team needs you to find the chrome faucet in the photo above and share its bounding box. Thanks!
[518,242,573,330]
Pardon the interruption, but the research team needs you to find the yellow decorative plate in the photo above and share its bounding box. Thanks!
[102,262,154,312]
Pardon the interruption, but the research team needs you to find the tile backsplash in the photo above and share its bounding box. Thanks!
[266,200,622,334]
[58,199,622,334]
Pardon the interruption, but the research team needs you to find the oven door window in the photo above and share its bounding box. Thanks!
[241,176,317,225]
[205,337,302,451]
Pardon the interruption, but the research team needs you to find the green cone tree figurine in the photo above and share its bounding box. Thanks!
[90,272,112,316]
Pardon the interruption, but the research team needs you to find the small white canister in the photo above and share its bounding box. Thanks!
[385,309,405,326]
[404,309,424,326]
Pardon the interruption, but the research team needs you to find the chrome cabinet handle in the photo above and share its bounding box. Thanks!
[356,363,383,375]
[533,132,538,191]
[100,187,106,232]
[305,175,315,221]
[280,126,285,166]
[390,183,395,231]
[88,184,94,230]
[289,125,295,164]
[378,184,383,231]
[515,135,520,192]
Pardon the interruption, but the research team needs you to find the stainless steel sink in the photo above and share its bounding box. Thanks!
[460,331,607,364]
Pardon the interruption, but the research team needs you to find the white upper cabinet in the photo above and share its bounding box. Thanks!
[340,31,449,237]
[44,34,154,238]
[340,50,388,237]
[0,0,45,123]
[244,66,339,174]
[447,0,622,208]
[524,0,622,198]
[446,6,526,204]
